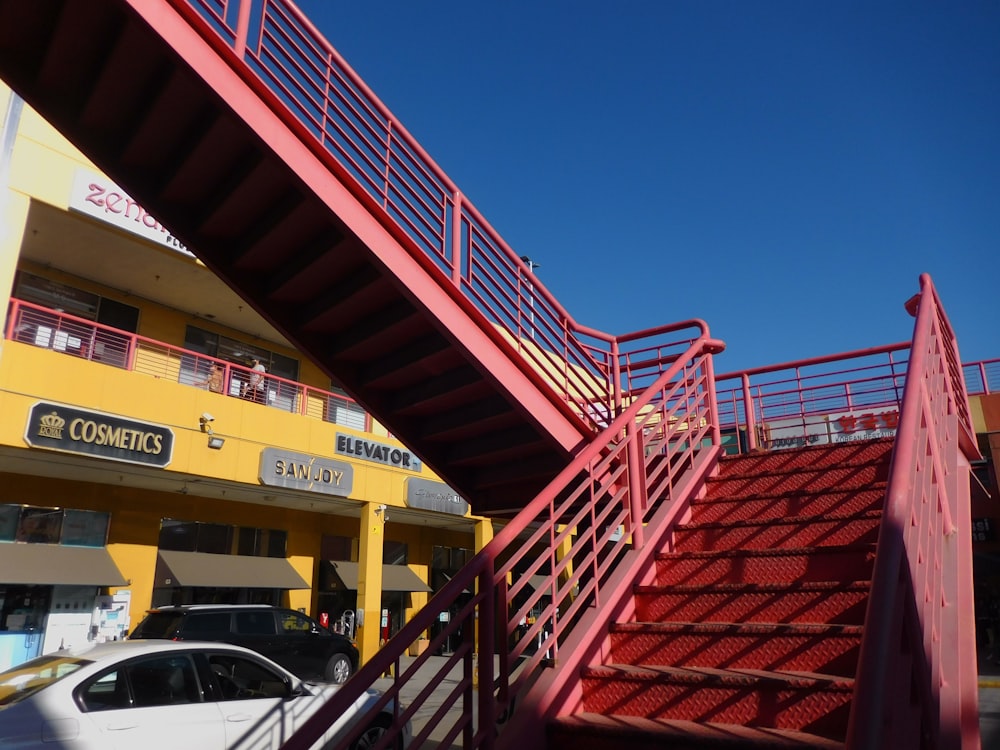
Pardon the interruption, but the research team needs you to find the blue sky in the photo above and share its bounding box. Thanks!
[296,0,998,372]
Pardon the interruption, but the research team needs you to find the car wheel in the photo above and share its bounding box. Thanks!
[350,715,398,750]
[325,652,352,684]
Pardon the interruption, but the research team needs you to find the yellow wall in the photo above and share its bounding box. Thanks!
[0,87,489,667]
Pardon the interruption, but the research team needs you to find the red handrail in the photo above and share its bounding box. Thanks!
[164,0,716,435]
[846,274,981,749]
[281,332,725,750]
[5,297,372,431]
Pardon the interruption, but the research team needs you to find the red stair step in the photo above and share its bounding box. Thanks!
[715,440,893,477]
[634,581,870,625]
[580,665,853,740]
[689,488,884,525]
[706,465,887,500]
[609,622,862,676]
[673,511,881,552]
[548,714,845,750]
[654,546,876,586]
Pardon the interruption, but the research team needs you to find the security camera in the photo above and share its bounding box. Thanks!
[200,413,214,423]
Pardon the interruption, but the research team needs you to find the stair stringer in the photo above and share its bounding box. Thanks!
[495,444,723,750]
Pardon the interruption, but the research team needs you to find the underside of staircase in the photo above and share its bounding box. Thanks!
[548,438,894,750]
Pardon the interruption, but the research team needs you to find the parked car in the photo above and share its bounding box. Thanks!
[130,605,359,684]
[0,640,410,750]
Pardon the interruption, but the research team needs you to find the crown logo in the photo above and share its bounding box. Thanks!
[37,410,65,439]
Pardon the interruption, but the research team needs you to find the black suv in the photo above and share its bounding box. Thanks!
[130,605,359,684]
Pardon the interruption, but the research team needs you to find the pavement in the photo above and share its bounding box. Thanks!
[978,652,1000,749]
[373,653,1000,748]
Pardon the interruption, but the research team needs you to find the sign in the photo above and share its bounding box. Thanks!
[24,402,174,467]
[829,407,899,443]
[405,478,469,516]
[335,433,421,470]
[69,169,192,256]
[259,448,353,497]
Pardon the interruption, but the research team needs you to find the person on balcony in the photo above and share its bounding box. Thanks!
[244,357,267,403]
[196,362,225,394]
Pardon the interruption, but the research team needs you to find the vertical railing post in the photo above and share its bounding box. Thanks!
[451,190,463,285]
[741,373,756,451]
[233,0,253,59]
[626,419,647,549]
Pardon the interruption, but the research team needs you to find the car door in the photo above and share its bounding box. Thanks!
[231,609,282,665]
[274,609,326,680]
[78,653,224,750]
[204,650,326,749]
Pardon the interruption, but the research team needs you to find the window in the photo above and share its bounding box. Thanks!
[15,507,62,544]
[234,611,276,636]
[278,611,315,634]
[207,653,289,701]
[127,655,199,707]
[0,505,109,546]
[79,670,130,711]
[181,613,232,638]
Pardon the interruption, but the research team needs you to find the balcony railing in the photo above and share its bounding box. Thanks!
[4,298,372,432]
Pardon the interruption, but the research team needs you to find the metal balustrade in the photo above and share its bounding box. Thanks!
[4,297,371,432]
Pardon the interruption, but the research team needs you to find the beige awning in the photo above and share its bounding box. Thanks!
[157,551,309,589]
[327,561,432,592]
[0,543,127,586]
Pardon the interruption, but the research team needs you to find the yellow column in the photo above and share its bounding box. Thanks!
[473,517,494,656]
[355,502,385,664]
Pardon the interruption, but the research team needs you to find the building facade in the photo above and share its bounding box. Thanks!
[0,86,495,670]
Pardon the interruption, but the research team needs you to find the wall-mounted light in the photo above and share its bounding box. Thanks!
[374,504,388,522]
[200,413,224,448]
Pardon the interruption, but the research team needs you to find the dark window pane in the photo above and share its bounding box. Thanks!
[266,530,286,558]
[158,520,198,552]
[237,528,260,557]
[0,505,19,541]
[128,655,198,706]
[62,510,109,547]
[182,613,232,637]
[16,507,62,544]
[383,541,407,566]
[234,611,276,635]
[79,669,130,711]
[197,524,231,555]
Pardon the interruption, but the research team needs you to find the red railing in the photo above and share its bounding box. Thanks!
[282,331,726,750]
[714,343,913,453]
[4,298,372,431]
[847,274,981,749]
[168,0,697,432]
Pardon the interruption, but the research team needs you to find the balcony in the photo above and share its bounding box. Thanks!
[5,298,374,432]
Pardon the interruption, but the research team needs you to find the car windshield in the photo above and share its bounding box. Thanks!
[0,655,91,706]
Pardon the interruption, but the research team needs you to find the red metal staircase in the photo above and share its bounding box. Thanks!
[549,439,892,749]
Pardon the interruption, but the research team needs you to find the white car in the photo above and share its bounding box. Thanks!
[0,640,410,750]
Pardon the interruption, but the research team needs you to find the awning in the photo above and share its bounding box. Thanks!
[0,543,127,586]
[156,551,309,589]
[327,561,432,593]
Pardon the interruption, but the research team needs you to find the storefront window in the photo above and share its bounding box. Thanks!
[60,510,109,547]
[0,585,50,632]
[15,508,62,544]
[0,505,108,547]
[0,506,18,542]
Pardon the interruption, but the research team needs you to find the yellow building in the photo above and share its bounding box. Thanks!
[0,85,495,670]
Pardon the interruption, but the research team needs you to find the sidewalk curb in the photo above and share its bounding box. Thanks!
[980,679,1000,689]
